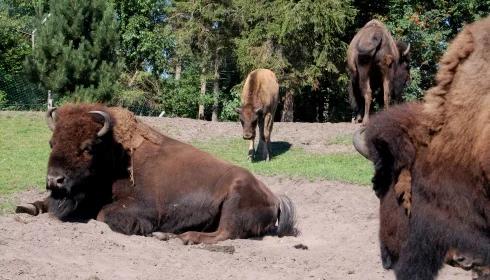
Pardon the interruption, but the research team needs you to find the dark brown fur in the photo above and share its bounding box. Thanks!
[347,19,411,124]
[237,69,279,161]
[19,104,296,244]
[361,16,490,280]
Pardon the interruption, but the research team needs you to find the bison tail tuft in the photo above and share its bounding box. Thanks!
[277,194,298,237]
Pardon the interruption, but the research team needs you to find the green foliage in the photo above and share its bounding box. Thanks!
[232,0,356,121]
[0,90,6,107]
[220,83,241,121]
[160,68,203,118]
[25,0,121,102]
[375,0,490,100]
[114,0,173,74]
[0,12,31,74]
[2,0,489,120]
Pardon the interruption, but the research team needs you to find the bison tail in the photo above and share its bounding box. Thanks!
[277,194,298,237]
[357,31,382,56]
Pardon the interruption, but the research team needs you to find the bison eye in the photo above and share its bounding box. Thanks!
[79,140,94,155]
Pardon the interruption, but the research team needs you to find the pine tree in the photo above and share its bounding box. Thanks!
[26,0,121,102]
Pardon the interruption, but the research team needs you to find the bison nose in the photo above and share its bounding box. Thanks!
[243,134,254,140]
[47,175,65,189]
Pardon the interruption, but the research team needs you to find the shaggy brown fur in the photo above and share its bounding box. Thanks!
[347,19,411,124]
[364,105,489,278]
[237,69,279,161]
[17,104,297,244]
[358,16,490,280]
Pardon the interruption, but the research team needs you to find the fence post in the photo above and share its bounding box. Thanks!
[47,90,53,110]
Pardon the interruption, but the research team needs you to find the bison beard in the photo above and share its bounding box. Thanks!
[18,103,297,244]
[354,16,490,280]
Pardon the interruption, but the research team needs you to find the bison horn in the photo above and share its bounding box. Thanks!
[46,107,57,131]
[353,128,370,160]
[403,43,410,56]
[88,110,111,137]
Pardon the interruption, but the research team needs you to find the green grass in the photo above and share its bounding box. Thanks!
[0,112,51,212]
[0,111,372,212]
[194,138,372,185]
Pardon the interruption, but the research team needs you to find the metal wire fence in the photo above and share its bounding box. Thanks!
[0,70,46,111]
[0,70,162,116]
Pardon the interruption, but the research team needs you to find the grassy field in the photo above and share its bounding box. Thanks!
[194,139,371,185]
[0,112,51,212]
[0,111,371,212]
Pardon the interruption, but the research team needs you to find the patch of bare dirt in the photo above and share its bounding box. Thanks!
[0,117,470,279]
[141,117,358,154]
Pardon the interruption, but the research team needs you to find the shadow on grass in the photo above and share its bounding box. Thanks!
[253,141,292,162]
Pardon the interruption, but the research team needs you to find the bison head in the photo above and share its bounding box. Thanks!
[237,104,263,140]
[393,41,411,101]
[45,105,119,220]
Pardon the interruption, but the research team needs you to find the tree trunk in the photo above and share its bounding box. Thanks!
[175,60,181,81]
[211,55,220,122]
[281,89,294,122]
[198,68,206,120]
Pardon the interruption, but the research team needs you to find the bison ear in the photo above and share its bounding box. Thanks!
[255,107,263,115]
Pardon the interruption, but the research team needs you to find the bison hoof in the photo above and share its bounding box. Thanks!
[15,204,39,216]
[181,239,197,245]
[151,232,177,241]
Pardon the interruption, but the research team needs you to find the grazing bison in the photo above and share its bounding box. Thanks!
[353,16,490,279]
[16,104,297,244]
[347,19,411,125]
[237,69,279,161]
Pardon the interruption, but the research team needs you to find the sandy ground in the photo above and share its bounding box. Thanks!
[0,117,471,279]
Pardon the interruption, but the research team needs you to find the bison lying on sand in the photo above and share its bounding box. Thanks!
[237,69,279,161]
[347,19,411,124]
[17,104,297,244]
[353,16,490,279]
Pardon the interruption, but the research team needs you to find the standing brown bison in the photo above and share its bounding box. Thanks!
[16,104,297,244]
[353,16,490,280]
[347,19,411,124]
[237,69,279,161]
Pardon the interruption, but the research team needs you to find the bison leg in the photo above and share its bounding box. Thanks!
[15,199,48,216]
[179,182,277,245]
[178,229,231,245]
[263,113,274,161]
[348,75,363,123]
[151,232,178,241]
[383,75,391,109]
[358,65,372,125]
[248,139,255,161]
[97,198,157,236]
[256,115,267,161]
